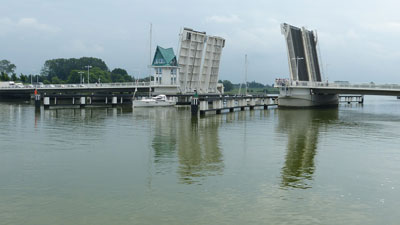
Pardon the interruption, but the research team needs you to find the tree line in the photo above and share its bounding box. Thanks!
[1,58,277,93]
[0,57,135,84]
[219,80,276,93]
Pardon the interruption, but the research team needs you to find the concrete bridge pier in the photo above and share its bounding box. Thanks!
[213,100,223,114]
[278,87,338,107]
[80,97,86,108]
[199,101,208,116]
[112,96,118,107]
[44,97,50,109]
[239,99,246,111]
[263,98,269,109]
[227,99,235,112]
[249,99,256,110]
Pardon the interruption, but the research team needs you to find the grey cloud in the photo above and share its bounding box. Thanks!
[2,0,400,84]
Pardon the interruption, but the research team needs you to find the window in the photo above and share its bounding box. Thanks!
[186,32,191,40]
[156,58,165,64]
[171,75,177,84]
[170,69,176,75]
[155,68,162,74]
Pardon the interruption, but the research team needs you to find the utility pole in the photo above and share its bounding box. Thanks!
[85,65,92,85]
[78,71,85,84]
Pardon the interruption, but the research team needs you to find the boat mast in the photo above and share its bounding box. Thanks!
[245,54,248,95]
[149,23,152,97]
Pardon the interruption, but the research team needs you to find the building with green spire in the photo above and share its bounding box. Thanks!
[152,46,179,86]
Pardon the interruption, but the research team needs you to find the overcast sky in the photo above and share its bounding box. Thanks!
[2,0,400,84]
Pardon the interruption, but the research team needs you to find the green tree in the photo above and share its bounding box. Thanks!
[222,80,233,91]
[0,60,16,74]
[10,73,17,81]
[20,74,29,83]
[248,81,265,88]
[89,67,111,83]
[0,72,10,81]
[67,70,84,83]
[41,57,109,82]
[111,68,133,82]
[51,76,63,84]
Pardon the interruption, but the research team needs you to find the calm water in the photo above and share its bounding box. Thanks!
[1,96,400,225]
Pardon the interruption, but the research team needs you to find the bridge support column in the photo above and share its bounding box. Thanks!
[199,101,208,116]
[44,97,50,109]
[227,99,235,112]
[239,99,246,111]
[112,96,117,107]
[213,100,223,114]
[249,99,256,110]
[278,87,338,107]
[80,97,86,108]
[359,96,364,104]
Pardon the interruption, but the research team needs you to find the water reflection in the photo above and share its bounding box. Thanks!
[176,116,223,184]
[278,108,338,189]
[150,108,177,166]
[132,107,224,184]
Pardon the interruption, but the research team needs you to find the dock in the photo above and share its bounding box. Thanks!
[191,96,278,116]
[338,95,364,104]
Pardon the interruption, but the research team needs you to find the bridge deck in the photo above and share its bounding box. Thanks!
[276,81,400,96]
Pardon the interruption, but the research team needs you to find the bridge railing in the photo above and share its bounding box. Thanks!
[0,82,180,89]
[275,79,400,90]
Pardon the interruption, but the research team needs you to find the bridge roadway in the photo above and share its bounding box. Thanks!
[0,82,180,98]
[282,81,400,96]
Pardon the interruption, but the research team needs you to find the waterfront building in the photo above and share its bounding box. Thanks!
[152,46,179,86]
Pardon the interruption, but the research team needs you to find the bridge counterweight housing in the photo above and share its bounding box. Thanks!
[279,23,338,107]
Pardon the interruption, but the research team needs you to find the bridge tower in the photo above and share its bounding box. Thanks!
[278,23,338,107]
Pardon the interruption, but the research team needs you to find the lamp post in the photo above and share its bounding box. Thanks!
[85,65,92,85]
[291,57,304,86]
[78,71,85,84]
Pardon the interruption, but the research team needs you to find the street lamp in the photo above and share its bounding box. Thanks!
[84,65,92,85]
[291,57,304,85]
[78,71,85,84]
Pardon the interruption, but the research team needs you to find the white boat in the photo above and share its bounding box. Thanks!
[133,95,176,107]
